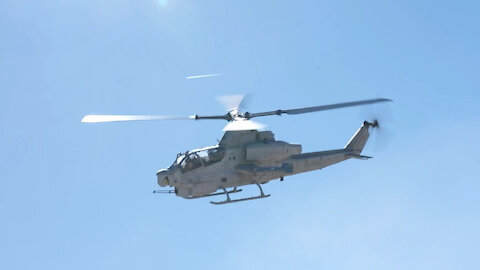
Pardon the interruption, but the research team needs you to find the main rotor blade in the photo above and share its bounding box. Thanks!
[81,115,195,123]
[82,114,233,123]
[247,98,392,119]
[194,115,231,121]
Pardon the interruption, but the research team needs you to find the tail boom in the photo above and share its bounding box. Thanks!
[284,121,374,175]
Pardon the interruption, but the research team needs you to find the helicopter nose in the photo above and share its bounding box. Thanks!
[156,169,170,187]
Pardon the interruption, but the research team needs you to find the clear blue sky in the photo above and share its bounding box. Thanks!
[1,1,479,269]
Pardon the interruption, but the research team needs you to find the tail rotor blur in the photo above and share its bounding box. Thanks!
[362,102,394,152]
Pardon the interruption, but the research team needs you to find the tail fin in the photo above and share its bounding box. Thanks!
[344,121,374,154]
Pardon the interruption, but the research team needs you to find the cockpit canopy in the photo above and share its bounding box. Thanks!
[171,146,226,173]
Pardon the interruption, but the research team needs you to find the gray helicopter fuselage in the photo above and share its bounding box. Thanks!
[156,123,372,199]
[81,96,388,204]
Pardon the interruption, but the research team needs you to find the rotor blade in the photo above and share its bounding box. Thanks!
[193,114,230,121]
[247,98,392,119]
[81,115,195,123]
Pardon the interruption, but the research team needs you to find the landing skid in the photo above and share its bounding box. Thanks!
[210,182,270,205]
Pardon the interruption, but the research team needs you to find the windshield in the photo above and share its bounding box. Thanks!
[173,147,226,173]
[197,147,225,166]
[171,153,186,167]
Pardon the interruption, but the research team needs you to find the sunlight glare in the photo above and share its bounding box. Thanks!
[158,0,168,7]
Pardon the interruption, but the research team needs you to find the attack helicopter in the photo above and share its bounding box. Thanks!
[82,95,391,204]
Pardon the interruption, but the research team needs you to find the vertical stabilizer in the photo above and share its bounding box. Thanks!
[344,121,374,154]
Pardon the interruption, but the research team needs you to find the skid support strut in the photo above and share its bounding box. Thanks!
[210,182,271,205]
[222,187,231,202]
[184,187,242,199]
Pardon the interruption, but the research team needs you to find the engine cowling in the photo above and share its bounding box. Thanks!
[245,141,301,163]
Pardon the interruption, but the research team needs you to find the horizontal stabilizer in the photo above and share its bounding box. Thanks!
[346,153,373,160]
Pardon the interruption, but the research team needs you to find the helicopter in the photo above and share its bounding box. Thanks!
[82,95,391,204]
